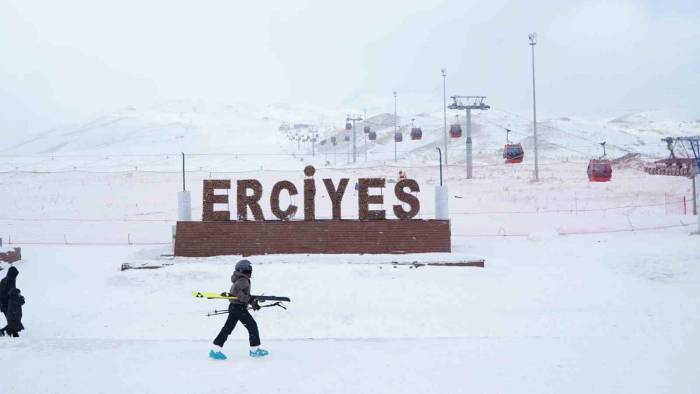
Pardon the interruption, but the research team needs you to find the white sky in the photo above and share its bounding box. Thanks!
[1,0,699,134]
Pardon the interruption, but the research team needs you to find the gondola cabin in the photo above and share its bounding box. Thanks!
[364,125,371,134]
[587,160,612,182]
[368,131,377,141]
[344,135,350,142]
[331,136,337,145]
[502,128,524,163]
[409,118,422,140]
[410,128,423,140]
[345,122,352,130]
[587,142,612,182]
[503,143,524,163]
[449,123,462,138]
[394,132,403,142]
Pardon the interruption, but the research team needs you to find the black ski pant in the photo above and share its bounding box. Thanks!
[213,303,260,348]
[0,311,7,334]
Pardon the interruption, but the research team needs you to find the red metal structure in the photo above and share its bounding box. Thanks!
[644,137,697,177]
[587,142,612,182]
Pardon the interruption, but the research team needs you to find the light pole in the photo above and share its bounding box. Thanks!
[311,132,317,157]
[363,108,367,162]
[394,91,398,162]
[346,114,363,164]
[436,147,443,186]
[529,32,540,182]
[441,68,448,166]
[449,96,490,179]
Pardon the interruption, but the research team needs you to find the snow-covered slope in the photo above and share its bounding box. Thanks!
[2,100,698,164]
[1,100,699,393]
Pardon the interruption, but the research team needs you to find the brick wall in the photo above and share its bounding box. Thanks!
[0,248,21,263]
[174,220,451,257]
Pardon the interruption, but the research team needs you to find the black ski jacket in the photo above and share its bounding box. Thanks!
[0,266,18,313]
[229,271,253,306]
[6,287,24,332]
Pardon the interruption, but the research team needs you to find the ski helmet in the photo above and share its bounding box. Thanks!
[235,259,252,276]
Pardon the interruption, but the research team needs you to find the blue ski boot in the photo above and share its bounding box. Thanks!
[249,348,269,358]
[209,349,227,360]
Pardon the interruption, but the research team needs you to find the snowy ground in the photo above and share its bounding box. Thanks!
[1,103,699,392]
[1,230,699,393]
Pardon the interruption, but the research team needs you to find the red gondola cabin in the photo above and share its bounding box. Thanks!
[450,123,462,138]
[588,141,612,182]
[587,160,612,182]
[503,143,524,163]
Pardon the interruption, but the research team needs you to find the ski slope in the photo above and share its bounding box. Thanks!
[0,100,699,393]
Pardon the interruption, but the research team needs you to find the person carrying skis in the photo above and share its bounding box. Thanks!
[0,266,19,336]
[4,287,24,337]
[210,259,269,360]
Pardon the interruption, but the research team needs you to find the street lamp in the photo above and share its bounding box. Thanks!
[441,68,448,166]
[529,32,540,182]
[393,91,398,162]
[363,108,368,162]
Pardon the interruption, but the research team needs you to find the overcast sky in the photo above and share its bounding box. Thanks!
[1,0,699,134]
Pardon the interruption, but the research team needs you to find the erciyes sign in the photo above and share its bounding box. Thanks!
[203,166,420,221]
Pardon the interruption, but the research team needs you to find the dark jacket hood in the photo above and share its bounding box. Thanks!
[231,271,250,283]
[8,287,20,297]
[6,266,18,280]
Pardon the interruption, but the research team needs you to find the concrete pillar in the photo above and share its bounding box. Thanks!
[178,191,192,222]
[434,185,449,220]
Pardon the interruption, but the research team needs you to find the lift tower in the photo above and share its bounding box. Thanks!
[448,96,490,179]
[345,114,363,164]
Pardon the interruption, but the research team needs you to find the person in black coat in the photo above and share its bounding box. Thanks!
[5,287,24,337]
[0,266,18,336]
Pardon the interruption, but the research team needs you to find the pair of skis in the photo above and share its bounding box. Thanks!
[192,292,290,302]
[193,291,291,316]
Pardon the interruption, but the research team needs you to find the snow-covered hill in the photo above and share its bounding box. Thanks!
[2,100,698,166]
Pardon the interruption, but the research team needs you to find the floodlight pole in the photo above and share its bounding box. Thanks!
[442,69,448,166]
[364,108,367,162]
[394,91,398,162]
[466,108,472,178]
[529,32,540,182]
[181,152,186,191]
[449,96,490,179]
[436,147,443,186]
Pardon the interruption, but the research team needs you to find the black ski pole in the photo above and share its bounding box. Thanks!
[206,309,230,317]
